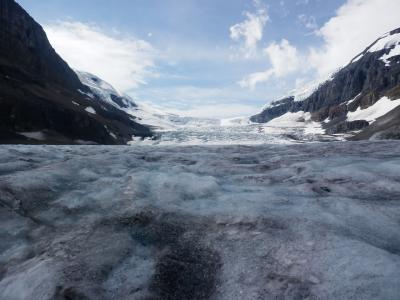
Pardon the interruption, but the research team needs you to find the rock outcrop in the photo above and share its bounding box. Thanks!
[326,120,370,135]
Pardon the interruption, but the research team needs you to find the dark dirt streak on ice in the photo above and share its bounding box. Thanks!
[0,141,400,299]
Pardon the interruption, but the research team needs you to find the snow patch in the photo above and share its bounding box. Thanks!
[346,93,361,106]
[266,111,312,127]
[380,44,400,66]
[263,111,325,135]
[74,139,97,145]
[18,131,47,141]
[368,32,400,53]
[351,53,363,63]
[104,125,118,140]
[77,88,94,99]
[347,97,400,123]
[85,106,96,114]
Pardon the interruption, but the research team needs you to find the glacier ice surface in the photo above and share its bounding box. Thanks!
[0,142,400,299]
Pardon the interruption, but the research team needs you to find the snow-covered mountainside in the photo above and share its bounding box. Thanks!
[76,71,138,110]
[1,142,400,299]
[251,27,400,140]
[77,71,220,131]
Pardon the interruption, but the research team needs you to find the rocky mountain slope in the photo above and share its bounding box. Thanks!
[251,28,400,140]
[0,0,153,144]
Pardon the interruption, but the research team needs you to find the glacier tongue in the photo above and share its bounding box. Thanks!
[76,69,334,144]
[1,142,400,299]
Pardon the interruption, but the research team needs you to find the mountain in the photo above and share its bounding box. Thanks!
[0,0,153,144]
[250,28,400,140]
[77,71,221,132]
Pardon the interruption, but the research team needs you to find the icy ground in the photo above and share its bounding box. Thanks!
[134,123,341,145]
[1,142,400,299]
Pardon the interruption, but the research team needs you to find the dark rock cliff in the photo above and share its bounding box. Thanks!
[0,0,153,144]
[0,0,84,91]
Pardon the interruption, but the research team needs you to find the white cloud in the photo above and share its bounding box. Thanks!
[166,103,260,119]
[133,85,258,106]
[298,14,318,31]
[240,0,400,92]
[230,1,269,58]
[264,40,300,77]
[309,0,400,76]
[240,39,301,89]
[130,84,269,118]
[44,21,158,91]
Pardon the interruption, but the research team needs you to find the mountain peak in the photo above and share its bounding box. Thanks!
[351,26,400,64]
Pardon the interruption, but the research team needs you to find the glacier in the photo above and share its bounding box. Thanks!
[1,141,400,299]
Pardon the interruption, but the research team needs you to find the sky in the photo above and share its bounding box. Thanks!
[17,0,400,118]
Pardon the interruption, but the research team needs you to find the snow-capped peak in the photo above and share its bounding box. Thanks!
[76,71,137,109]
[367,31,400,53]
[75,70,222,131]
[351,28,400,64]
[77,71,121,95]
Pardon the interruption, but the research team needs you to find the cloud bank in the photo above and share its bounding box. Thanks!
[240,39,301,89]
[309,0,400,76]
[45,21,158,92]
[230,0,269,58]
[240,0,400,89]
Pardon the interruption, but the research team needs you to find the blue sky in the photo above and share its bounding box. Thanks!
[17,0,400,118]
